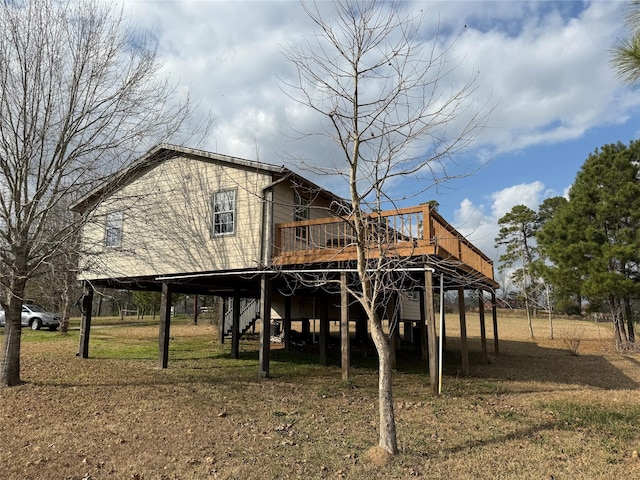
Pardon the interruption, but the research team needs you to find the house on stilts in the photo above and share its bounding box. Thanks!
[71,144,499,391]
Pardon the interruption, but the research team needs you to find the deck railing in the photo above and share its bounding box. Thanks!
[273,204,495,282]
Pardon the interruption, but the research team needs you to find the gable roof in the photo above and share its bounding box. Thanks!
[70,144,345,213]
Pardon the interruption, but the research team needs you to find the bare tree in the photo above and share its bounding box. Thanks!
[24,197,82,333]
[283,0,488,454]
[0,0,205,386]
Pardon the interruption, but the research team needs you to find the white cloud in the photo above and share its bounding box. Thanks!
[115,1,640,172]
[448,1,640,156]
[490,181,545,219]
[454,181,545,260]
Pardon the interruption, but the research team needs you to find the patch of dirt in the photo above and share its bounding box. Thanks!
[365,446,393,466]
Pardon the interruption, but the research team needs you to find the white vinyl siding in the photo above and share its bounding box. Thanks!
[272,183,338,225]
[78,155,272,280]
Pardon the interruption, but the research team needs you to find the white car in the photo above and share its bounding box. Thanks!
[0,304,60,331]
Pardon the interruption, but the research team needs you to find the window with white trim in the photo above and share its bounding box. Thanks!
[212,189,236,236]
[105,211,124,248]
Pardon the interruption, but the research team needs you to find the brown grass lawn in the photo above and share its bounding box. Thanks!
[1,311,639,480]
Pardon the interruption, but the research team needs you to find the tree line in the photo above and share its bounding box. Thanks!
[495,140,640,350]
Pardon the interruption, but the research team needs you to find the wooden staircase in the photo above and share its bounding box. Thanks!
[223,298,260,338]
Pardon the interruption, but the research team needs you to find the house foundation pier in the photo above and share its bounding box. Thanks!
[478,291,488,363]
[158,282,173,369]
[258,274,272,378]
[78,282,94,359]
[424,268,438,395]
[458,287,470,376]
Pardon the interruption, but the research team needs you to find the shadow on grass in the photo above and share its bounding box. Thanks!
[61,327,638,391]
[437,399,640,457]
[465,339,638,390]
[268,335,638,391]
[437,419,558,457]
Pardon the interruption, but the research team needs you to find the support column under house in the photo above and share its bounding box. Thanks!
[158,282,173,369]
[231,290,240,359]
[478,291,488,363]
[258,274,272,378]
[491,291,500,354]
[218,297,226,345]
[457,287,470,376]
[78,282,94,359]
[340,271,350,381]
[424,268,438,395]
[319,294,329,367]
[284,295,292,351]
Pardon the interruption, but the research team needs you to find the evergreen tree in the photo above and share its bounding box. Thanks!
[539,141,640,349]
[495,205,539,337]
[534,196,582,315]
[611,1,640,85]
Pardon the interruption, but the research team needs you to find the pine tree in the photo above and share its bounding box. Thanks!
[495,205,539,338]
[539,142,640,349]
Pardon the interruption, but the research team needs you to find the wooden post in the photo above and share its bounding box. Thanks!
[441,301,447,351]
[425,268,438,395]
[319,294,329,366]
[340,271,350,381]
[158,282,173,369]
[258,274,272,378]
[231,290,240,359]
[458,287,470,376]
[424,204,433,242]
[218,297,226,344]
[418,288,428,361]
[192,294,199,325]
[478,291,488,363]
[284,295,292,352]
[491,291,499,354]
[78,282,94,359]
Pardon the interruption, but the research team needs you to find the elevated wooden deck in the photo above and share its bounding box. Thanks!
[273,205,497,287]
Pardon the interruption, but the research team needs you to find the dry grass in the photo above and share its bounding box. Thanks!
[0,312,639,479]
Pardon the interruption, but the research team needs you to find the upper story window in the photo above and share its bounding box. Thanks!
[105,211,124,248]
[294,191,310,239]
[212,189,236,236]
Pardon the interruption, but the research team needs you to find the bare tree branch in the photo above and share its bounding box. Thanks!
[0,0,209,386]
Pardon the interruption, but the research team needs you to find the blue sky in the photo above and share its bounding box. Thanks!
[119,0,640,279]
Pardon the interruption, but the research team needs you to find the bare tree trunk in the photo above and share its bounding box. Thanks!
[524,295,534,339]
[611,297,627,351]
[1,278,26,386]
[59,276,71,333]
[624,296,635,343]
[369,312,397,454]
[613,315,626,351]
[545,286,554,340]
